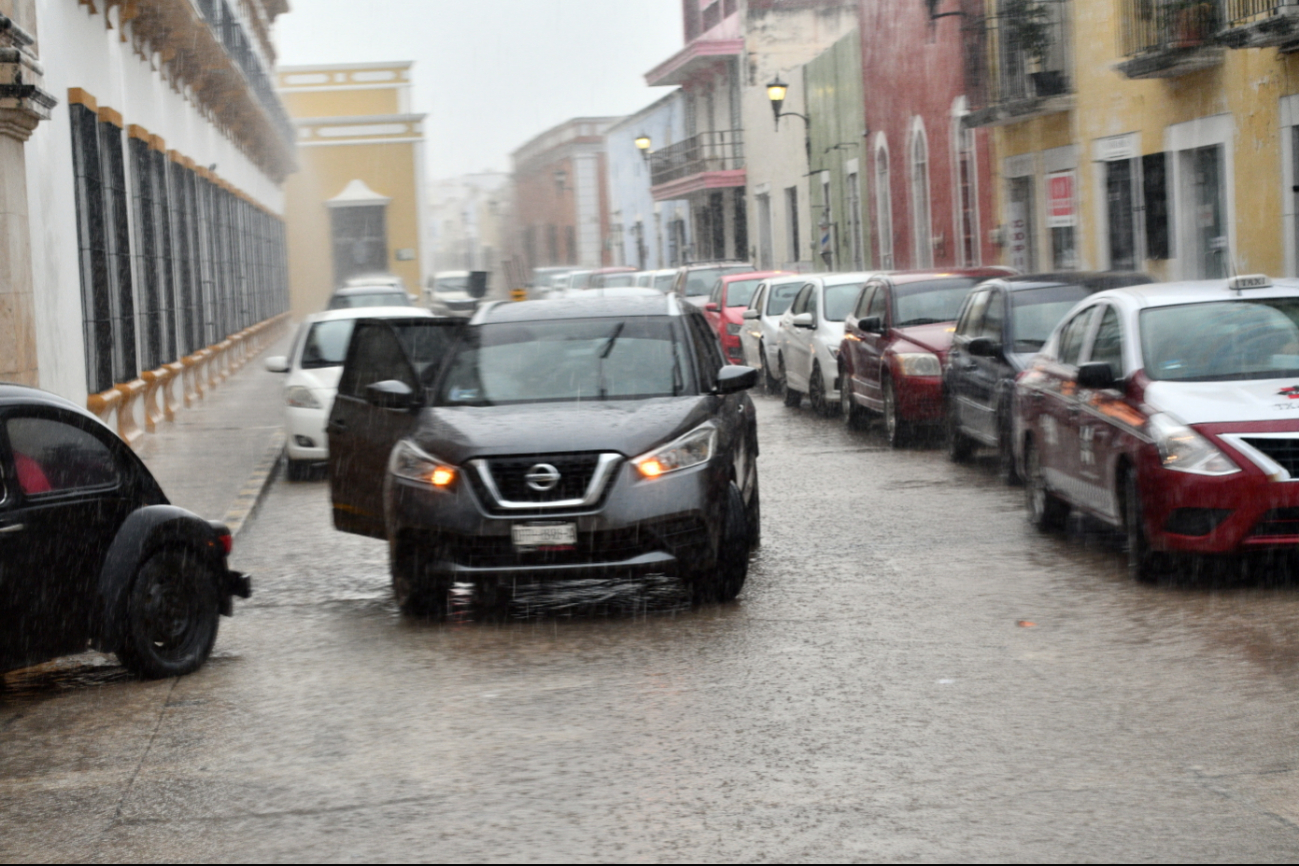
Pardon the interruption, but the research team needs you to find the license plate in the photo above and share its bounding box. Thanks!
[512,522,577,550]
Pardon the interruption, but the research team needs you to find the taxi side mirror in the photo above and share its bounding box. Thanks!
[857,316,884,334]
[1077,362,1116,390]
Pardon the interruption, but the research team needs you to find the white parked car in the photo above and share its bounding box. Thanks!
[776,273,879,415]
[265,306,435,479]
[427,270,483,317]
[739,275,806,391]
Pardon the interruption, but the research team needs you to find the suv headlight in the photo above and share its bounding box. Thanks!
[895,352,941,377]
[285,386,322,409]
[633,424,717,479]
[389,439,458,489]
[1148,413,1240,476]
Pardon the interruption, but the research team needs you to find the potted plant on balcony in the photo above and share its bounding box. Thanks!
[1168,0,1217,48]
[1003,0,1066,97]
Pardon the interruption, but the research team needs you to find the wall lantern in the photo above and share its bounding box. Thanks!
[766,78,789,125]
[635,133,652,159]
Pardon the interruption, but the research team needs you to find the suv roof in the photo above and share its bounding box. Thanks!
[473,289,682,324]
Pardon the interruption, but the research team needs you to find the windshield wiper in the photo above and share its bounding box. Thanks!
[897,317,946,327]
[597,323,625,400]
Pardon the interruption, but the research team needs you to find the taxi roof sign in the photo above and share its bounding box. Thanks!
[1228,274,1272,291]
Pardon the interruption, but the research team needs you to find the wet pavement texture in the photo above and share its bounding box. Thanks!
[6,395,1299,860]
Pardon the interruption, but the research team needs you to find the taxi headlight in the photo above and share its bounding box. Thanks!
[633,424,717,479]
[389,439,458,489]
[1148,413,1240,476]
[896,352,941,377]
[285,386,322,409]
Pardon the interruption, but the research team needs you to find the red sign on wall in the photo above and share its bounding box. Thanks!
[1047,171,1076,228]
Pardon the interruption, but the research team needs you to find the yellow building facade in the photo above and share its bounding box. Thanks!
[966,0,1299,282]
[278,62,427,318]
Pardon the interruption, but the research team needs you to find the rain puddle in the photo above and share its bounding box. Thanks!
[0,653,134,704]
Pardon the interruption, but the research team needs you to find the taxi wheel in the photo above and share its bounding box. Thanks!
[780,355,802,408]
[697,484,749,604]
[883,377,910,448]
[1123,470,1164,583]
[1025,438,1068,531]
[946,399,976,463]
[117,548,220,679]
[809,365,831,416]
[841,379,867,430]
[392,543,451,619]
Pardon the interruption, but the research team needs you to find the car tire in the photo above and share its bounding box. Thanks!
[946,398,976,463]
[780,355,802,408]
[745,474,762,549]
[116,548,221,679]
[809,364,831,417]
[997,410,1021,486]
[760,345,781,394]
[696,483,749,604]
[882,376,910,448]
[1025,437,1068,531]
[1123,469,1166,583]
[841,378,867,430]
[392,543,451,619]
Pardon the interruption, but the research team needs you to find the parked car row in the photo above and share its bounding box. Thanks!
[756,267,1299,580]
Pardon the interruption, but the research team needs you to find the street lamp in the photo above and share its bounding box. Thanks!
[635,133,652,160]
[767,76,810,159]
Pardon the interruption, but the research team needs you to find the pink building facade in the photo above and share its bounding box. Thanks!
[858,0,996,270]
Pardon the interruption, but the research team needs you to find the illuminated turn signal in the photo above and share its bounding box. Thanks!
[429,467,456,487]
[637,459,665,479]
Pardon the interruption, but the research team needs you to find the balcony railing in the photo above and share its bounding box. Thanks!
[964,0,1072,126]
[650,130,745,188]
[193,0,294,144]
[1117,0,1226,76]
[1219,0,1299,47]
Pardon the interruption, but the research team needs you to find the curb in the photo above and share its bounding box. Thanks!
[221,430,285,538]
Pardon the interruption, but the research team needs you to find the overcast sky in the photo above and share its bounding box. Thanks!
[277,0,682,180]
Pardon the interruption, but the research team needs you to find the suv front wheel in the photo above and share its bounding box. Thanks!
[695,483,749,603]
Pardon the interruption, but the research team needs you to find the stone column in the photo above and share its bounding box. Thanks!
[0,1,52,387]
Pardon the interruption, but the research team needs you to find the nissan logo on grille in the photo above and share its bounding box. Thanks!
[524,464,562,492]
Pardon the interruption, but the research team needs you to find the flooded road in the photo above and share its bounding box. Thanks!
[6,395,1299,860]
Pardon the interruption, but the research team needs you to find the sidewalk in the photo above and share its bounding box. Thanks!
[134,331,293,531]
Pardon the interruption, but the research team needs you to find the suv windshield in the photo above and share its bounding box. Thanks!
[1142,299,1299,381]
[436,316,695,405]
[300,320,357,369]
[329,292,410,309]
[1011,285,1092,353]
[824,283,864,322]
[685,265,753,297]
[893,278,979,327]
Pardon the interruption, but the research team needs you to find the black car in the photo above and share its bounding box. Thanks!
[944,272,1152,480]
[327,290,761,617]
[0,385,250,678]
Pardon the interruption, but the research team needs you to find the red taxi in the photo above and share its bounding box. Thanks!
[704,271,785,364]
[1014,275,1299,578]
[839,268,1013,446]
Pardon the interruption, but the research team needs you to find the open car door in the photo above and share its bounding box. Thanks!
[328,318,462,538]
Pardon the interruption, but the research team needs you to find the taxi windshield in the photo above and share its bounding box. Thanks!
[435,317,695,405]
[1141,298,1299,381]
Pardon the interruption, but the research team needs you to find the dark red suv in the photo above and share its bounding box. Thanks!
[839,268,1014,446]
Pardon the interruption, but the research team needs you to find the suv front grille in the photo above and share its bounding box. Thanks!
[467,452,623,514]
[1242,438,1299,478]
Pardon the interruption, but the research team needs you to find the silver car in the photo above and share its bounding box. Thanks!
[739,275,805,391]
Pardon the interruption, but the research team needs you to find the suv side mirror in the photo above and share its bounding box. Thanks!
[967,337,1000,358]
[1077,362,1117,390]
[264,355,289,373]
[365,379,421,410]
[857,316,884,334]
[792,312,814,329]
[742,308,760,320]
[715,365,759,395]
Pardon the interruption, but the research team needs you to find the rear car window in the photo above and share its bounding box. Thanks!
[824,283,864,322]
[6,417,119,496]
[766,283,801,316]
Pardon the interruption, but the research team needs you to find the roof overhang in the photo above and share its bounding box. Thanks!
[651,169,747,201]
[645,39,743,87]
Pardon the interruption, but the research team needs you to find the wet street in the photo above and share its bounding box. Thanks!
[6,394,1299,861]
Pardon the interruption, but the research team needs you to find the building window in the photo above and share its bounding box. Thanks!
[1184,145,1228,279]
[785,186,800,264]
[70,102,113,394]
[1105,159,1137,271]
[566,225,576,264]
[1047,170,1078,270]
[733,187,748,261]
[952,100,980,267]
[546,224,558,264]
[1142,153,1170,261]
[875,139,894,270]
[845,171,864,271]
[99,113,137,386]
[330,205,388,286]
[910,121,933,268]
[130,135,167,370]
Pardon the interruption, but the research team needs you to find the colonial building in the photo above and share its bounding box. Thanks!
[4,0,293,405]
[429,171,511,285]
[511,117,618,273]
[741,0,858,272]
[964,0,1299,280]
[645,0,748,263]
[277,61,428,318]
[605,91,694,270]
[859,0,997,270]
